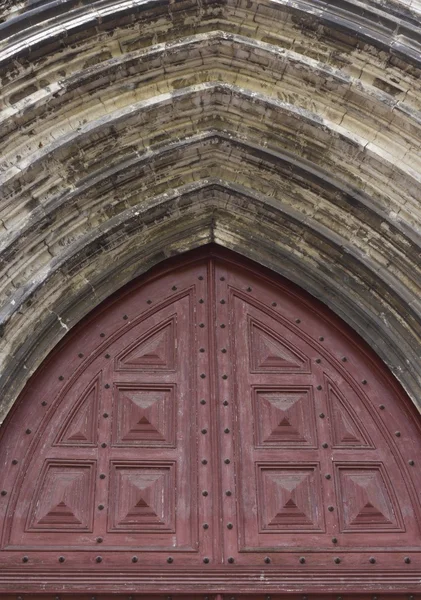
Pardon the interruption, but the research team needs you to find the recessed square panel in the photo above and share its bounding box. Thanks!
[108,462,175,532]
[253,387,317,447]
[113,384,176,446]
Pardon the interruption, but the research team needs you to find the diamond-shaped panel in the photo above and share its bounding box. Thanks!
[109,462,175,532]
[113,385,175,446]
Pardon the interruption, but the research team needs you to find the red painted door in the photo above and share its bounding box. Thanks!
[1,247,421,596]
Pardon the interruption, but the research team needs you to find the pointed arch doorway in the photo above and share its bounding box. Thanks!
[1,246,421,598]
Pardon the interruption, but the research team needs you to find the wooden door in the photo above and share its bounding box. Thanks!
[1,247,421,596]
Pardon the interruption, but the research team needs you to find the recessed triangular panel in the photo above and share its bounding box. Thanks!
[116,318,176,371]
[109,463,175,532]
[27,461,95,531]
[253,387,317,447]
[113,385,175,446]
[337,465,404,532]
[249,318,310,373]
[55,375,100,446]
[326,379,373,448]
[257,464,324,531]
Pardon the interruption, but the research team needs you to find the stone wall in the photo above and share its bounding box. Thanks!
[1,0,421,422]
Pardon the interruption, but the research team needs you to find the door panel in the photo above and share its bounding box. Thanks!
[1,248,421,594]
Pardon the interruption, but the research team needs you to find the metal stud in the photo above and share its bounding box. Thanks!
[123,315,128,320]
[322,443,328,448]
[221,348,227,353]
[199,299,204,304]
[247,287,252,292]
[369,557,376,564]
[409,460,415,466]
[319,413,325,418]
[105,354,110,359]
[224,428,230,434]
[395,431,401,437]
[334,557,341,564]
[41,401,47,406]
[96,556,102,563]
[199,323,205,328]
[58,556,65,563]
[228,557,235,563]
[203,557,210,564]
[200,374,206,379]
[100,474,106,479]
[317,385,322,390]
[147,300,152,305]
[328,506,334,512]
[78,353,84,358]
[222,374,228,379]
[325,474,331,480]
[59,375,64,381]
[220,277,225,281]
[132,556,138,563]
[25,429,31,434]
[198,276,204,280]
[105,384,110,389]
[319,336,324,341]
[203,523,209,529]
[22,556,29,563]
[202,459,208,465]
[200,399,206,405]
[201,429,207,435]
[202,491,208,497]
[172,286,177,291]
[220,324,226,328]
[295,319,301,324]
[223,400,229,406]
[227,523,233,529]
[332,537,338,543]
[220,300,226,304]
[299,557,305,564]
[100,333,105,338]
[404,557,411,564]
[98,504,104,510]
[12,459,18,465]
[362,379,367,384]
[103,413,109,418]
[225,490,232,496]
[96,537,103,543]
[199,348,205,353]
[342,357,347,362]
[315,358,321,364]
[167,557,174,563]
[1,491,6,496]
[264,557,271,564]
[224,459,231,464]
[379,404,385,410]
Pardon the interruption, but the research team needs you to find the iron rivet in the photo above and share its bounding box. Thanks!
[223,400,229,406]
[105,384,110,389]
[167,557,174,563]
[319,413,325,418]
[247,287,252,292]
[315,358,321,364]
[41,401,47,406]
[332,537,338,543]
[404,557,411,564]
[200,374,206,379]
[200,399,206,405]
[96,556,102,563]
[58,556,65,563]
[227,523,233,529]
[12,459,18,465]
[199,299,204,304]
[272,302,277,307]
[132,556,138,563]
[379,404,385,410]
[299,557,305,564]
[303,596,308,600]
[100,474,106,479]
[328,506,334,512]
[369,557,376,564]
[123,315,128,319]
[222,348,227,353]
[167,597,172,600]
[202,459,208,465]
[317,385,322,390]
[198,276,204,280]
[100,333,105,338]
[342,357,347,362]
[147,300,152,304]
[105,354,110,359]
[322,443,328,448]
[395,431,401,437]
[264,557,271,564]
[98,504,104,510]
[226,490,232,496]
[203,557,210,564]
[409,460,415,466]
[59,375,64,381]
[325,474,331,480]
[334,557,341,564]
[17,596,23,600]
[203,523,209,529]
[25,429,31,434]
[199,323,205,328]
[202,491,208,496]
[201,429,207,434]
[101,443,107,448]
[1,490,7,496]
[266,595,271,600]
[199,348,205,353]
[96,537,103,543]
[220,277,225,281]
[22,556,29,563]
[222,375,228,380]
[228,557,235,563]
[220,300,226,304]
[224,459,231,464]
[220,324,226,328]
[224,428,230,434]
[78,353,84,358]
[296,319,301,324]
[172,286,177,291]
[319,336,324,341]
[55,597,60,600]
[103,413,109,418]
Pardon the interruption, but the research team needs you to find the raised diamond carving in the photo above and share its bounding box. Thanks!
[249,318,310,372]
[27,461,95,531]
[113,384,175,446]
[326,378,373,448]
[55,375,100,446]
[336,464,404,532]
[116,318,176,371]
[257,464,324,531]
[253,387,317,447]
[109,462,175,532]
